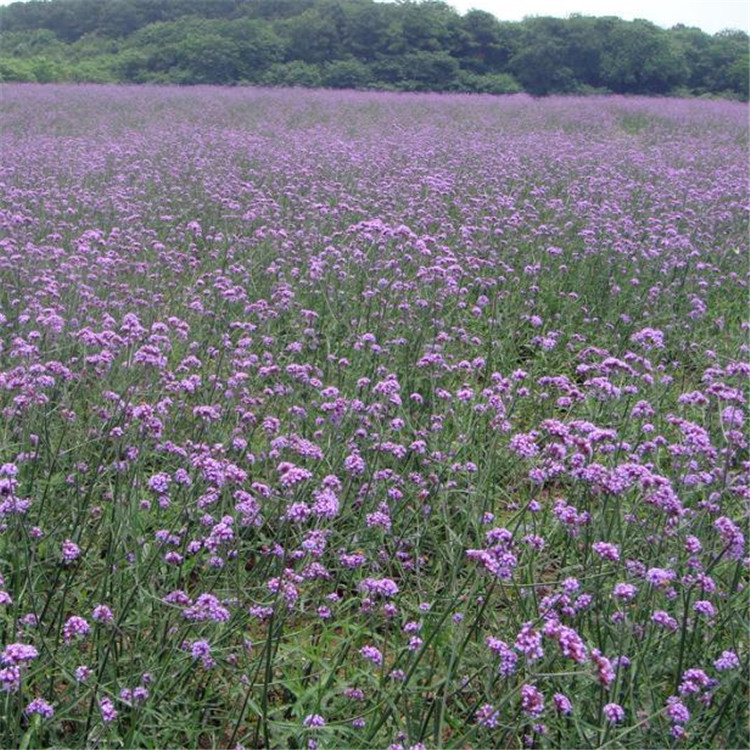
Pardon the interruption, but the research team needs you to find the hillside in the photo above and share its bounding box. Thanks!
[0,0,748,97]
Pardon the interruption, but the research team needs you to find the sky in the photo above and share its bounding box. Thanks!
[448,0,749,34]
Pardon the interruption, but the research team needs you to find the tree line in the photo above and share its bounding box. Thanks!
[0,0,747,98]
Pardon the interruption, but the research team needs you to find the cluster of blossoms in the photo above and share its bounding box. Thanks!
[0,86,746,748]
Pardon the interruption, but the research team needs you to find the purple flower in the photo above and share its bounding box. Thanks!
[553,693,573,715]
[61,539,80,563]
[714,517,745,559]
[646,568,676,588]
[0,666,21,693]
[520,684,545,717]
[613,583,637,601]
[25,698,54,719]
[277,462,312,487]
[603,703,625,723]
[630,328,664,350]
[693,600,716,618]
[358,578,399,598]
[190,639,212,660]
[183,593,230,622]
[665,697,690,724]
[679,668,711,695]
[359,645,383,666]
[591,649,615,687]
[714,650,740,671]
[592,541,620,562]
[1,643,38,665]
[515,622,544,662]
[92,604,114,623]
[476,703,500,728]
[147,472,171,495]
[556,626,588,663]
[485,636,518,676]
[63,616,90,643]
[99,696,118,723]
[652,611,679,632]
[303,714,326,729]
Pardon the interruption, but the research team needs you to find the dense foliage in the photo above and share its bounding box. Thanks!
[0,84,748,748]
[0,0,748,97]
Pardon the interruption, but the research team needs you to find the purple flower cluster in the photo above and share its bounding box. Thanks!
[0,85,746,749]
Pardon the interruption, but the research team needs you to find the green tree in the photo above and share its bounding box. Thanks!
[0,56,37,81]
[0,0,746,97]
[510,18,577,95]
[173,32,241,84]
[706,30,749,98]
[323,58,371,88]
[397,0,460,54]
[458,10,514,73]
[278,2,346,63]
[29,56,68,82]
[261,60,323,87]
[456,70,521,94]
[600,19,688,93]
[671,24,714,91]
[222,18,285,80]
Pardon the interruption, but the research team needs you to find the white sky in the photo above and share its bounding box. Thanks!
[449,0,749,33]
[0,0,747,34]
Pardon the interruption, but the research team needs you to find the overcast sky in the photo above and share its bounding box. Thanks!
[0,0,747,34]
[449,0,749,33]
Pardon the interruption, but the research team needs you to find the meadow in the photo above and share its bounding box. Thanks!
[0,85,747,749]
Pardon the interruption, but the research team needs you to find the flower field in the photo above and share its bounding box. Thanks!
[0,85,747,749]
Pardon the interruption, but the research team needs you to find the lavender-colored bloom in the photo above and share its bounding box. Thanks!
[92,604,114,623]
[556,626,588,663]
[613,583,637,601]
[99,697,118,723]
[714,517,745,559]
[303,714,326,729]
[25,698,54,719]
[652,611,679,632]
[147,472,171,495]
[1,643,39,665]
[665,697,690,724]
[679,668,712,696]
[486,636,518,676]
[359,578,399,598]
[63,616,90,643]
[714,650,740,671]
[515,622,544,662]
[693,600,716,618]
[591,649,615,687]
[360,645,383,666]
[190,639,212,659]
[646,568,677,588]
[476,703,500,728]
[184,593,230,622]
[61,539,81,563]
[0,85,747,749]
[592,541,620,562]
[520,684,545,717]
[553,693,573,715]
[603,703,625,723]
[0,666,21,693]
[277,462,312,487]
